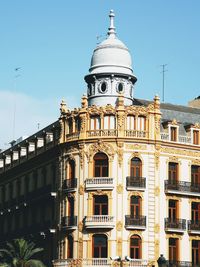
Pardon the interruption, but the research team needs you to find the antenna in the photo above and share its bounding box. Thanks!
[96,35,103,44]
[12,67,21,140]
[37,123,40,130]
[160,64,168,102]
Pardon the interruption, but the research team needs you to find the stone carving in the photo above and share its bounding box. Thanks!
[117,184,123,194]
[87,140,115,162]
[116,221,123,231]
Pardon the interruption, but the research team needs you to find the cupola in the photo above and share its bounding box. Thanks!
[84,10,137,107]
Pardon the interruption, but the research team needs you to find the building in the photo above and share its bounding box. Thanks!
[0,10,200,267]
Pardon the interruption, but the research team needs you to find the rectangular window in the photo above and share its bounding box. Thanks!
[91,116,101,130]
[170,127,177,141]
[137,116,146,131]
[192,240,200,265]
[127,116,135,130]
[93,196,108,215]
[191,165,200,185]
[193,130,199,145]
[169,162,178,182]
[192,202,200,222]
[104,115,115,129]
[169,238,178,261]
[169,200,178,220]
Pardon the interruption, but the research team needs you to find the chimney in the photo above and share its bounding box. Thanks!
[188,96,200,108]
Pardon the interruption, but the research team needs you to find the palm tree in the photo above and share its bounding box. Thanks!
[0,239,46,267]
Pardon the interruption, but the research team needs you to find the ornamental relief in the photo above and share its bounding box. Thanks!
[125,144,147,150]
[166,233,182,240]
[128,230,142,238]
[128,191,143,199]
[161,147,200,158]
[117,114,125,129]
[86,140,115,162]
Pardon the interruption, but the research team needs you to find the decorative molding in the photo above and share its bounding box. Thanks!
[116,221,123,231]
[87,140,115,162]
[128,230,142,238]
[128,191,143,199]
[154,224,160,233]
[78,222,83,232]
[125,144,147,150]
[117,142,124,167]
[161,147,200,158]
[189,236,200,241]
[117,184,123,194]
[166,233,183,240]
[79,185,84,195]
[155,187,160,196]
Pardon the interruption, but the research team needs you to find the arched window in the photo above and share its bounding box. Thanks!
[67,160,75,179]
[130,196,141,217]
[130,157,142,177]
[94,153,108,177]
[68,196,74,217]
[67,235,73,258]
[130,235,141,259]
[93,234,107,258]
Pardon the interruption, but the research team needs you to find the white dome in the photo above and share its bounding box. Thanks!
[89,35,133,75]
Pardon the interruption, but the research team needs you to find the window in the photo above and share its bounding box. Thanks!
[75,117,80,132]
[116,82,124,94]
[137,116,146,131]
[90,116,101,130]
[192,202,200,222]
[93,234,107,258]
[169,200,178,220]
[67,160,75,179]
[104,115,115,129]
[94,153,108,177]
[169,238,178,261]
[130,196,141,217]
[193,130,199,145]
[67,236,73,259]
[170,127,177,141]
[130,157,142,177]
[127,115,135,130]
[68,118,73,134]
[168,162,178,182]
[191,165,200,185]
[93,195,108,215]
[68,197,74,217]
[130,235,141,259]
[192,240,200,265]
[99,82,107,94]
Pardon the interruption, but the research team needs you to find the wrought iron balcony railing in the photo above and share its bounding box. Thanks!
[165,218,186,231]
[166,260,193,267]
[61,216,77,228]
[188,220,200,232]
[62,178,77,191]
[126,177,146,189]
[165,180,200,194]
[125,215,146,229]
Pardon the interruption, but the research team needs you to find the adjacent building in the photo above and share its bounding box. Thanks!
[0,10,200,267]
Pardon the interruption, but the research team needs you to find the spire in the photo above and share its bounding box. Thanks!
[107,10,116,38]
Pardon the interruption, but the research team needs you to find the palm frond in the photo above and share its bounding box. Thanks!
[25,259,46,267]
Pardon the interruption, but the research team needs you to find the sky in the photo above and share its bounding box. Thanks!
[0,0,200,150]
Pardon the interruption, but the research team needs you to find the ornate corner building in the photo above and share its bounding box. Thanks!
[0,10,200,267]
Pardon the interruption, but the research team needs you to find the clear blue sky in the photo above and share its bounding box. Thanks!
[0,0,200,148]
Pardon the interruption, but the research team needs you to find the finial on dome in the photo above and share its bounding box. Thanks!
[108,10,116,37]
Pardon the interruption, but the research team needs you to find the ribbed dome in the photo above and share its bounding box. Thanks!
[89,35,133,75]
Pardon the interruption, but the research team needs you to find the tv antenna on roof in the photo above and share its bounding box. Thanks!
[160,64,168,102]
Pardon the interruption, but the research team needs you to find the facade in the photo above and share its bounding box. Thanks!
[0,10,200,267]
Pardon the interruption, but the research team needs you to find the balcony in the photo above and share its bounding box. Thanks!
[61,216,77,230]
[125,130,148,138]
[126,259,148,267]
[188,220,200,234]
[87,129,117,138]
[53,258,112,267]
[161,132,192,145]
[62,178,77,192]
[126,177,146,191]
[125,215,146,230]
[166,260,193,267]
[84,215,115,229]
[165,180,200,196]
[165,218,186,232]
[85,177,114,191]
